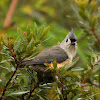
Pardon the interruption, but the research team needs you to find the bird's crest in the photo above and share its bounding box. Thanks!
[67,28,77,40]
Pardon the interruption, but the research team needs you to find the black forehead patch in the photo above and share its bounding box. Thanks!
[70,39,76,42]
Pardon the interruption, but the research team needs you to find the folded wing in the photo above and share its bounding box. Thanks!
[21,45,68,65]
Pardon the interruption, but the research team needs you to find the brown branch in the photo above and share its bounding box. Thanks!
[28,85,39,99]
[60,77,66,100]
[0,46,19,100]
[0,66,18,100]
[91,27,100,44]
[26,67,39,99]
[12,75,17,86]
[56,73,66,100]
[3,0,19,28]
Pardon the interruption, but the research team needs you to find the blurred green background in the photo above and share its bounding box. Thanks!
[0,0,100,99]
[0,0,91,67]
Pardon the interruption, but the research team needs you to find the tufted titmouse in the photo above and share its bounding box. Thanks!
[21,29,77,83]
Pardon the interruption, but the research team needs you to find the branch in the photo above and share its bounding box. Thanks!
[0,66,18,100]
[3,0,19,28]
[91,27,100,44]
[28,85,39,99]
[0,47,19,99]
[60,77,66,100]
[56,73,66,100]
[12,75,17,86]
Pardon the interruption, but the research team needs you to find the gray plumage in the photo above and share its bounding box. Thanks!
[22,45,68,65]
[21,29,77,68]
[21,29,77,83]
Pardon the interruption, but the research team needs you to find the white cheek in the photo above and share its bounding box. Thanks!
[67,39,71,45]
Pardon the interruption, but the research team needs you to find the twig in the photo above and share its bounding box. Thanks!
[0,66,18,100]
[12,75,17,86]
[56,73,66,100]
[0,46,18,99]
[60,77,66,100]
[26,67,39,99]
[22,56,27,60]
[3,0,19,28]
[28,85,39,99]
[91,27,100,44]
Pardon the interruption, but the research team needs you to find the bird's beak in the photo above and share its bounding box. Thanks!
[71,42,75,45]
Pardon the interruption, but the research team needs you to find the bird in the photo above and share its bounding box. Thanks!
[21,29,77,83]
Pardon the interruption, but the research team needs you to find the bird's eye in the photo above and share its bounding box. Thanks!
[66,39,68,42]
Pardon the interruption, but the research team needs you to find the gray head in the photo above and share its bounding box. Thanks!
[66,29,77,41]
[59,29,77,58]
[60,29,77,45]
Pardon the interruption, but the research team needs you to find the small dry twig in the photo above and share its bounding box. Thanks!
[3,0,19,28]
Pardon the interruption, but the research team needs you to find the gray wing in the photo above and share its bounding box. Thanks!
[21,45,68,65]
